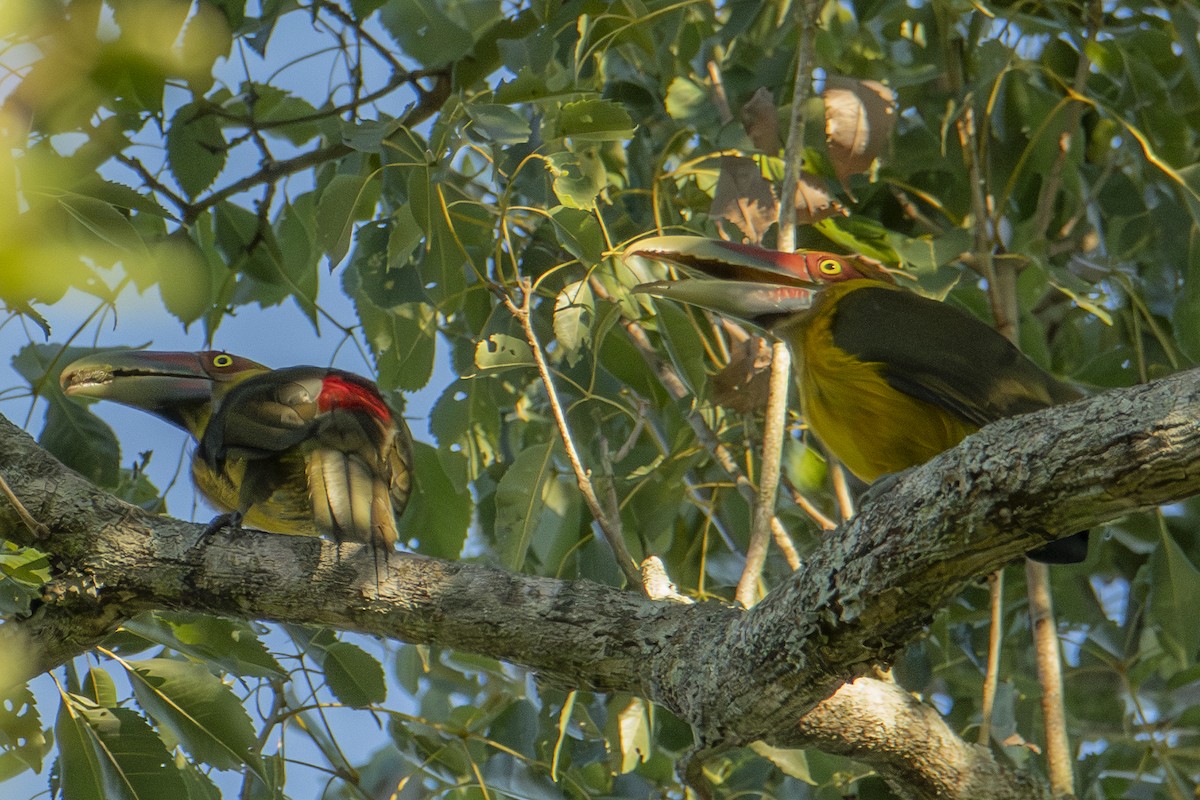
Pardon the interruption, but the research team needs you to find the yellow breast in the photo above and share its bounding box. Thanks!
[190,455,319,536]
[783,282,978,483]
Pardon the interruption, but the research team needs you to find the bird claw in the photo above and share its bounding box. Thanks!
[203,511,244,536]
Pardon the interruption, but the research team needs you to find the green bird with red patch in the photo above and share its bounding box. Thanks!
[60,349,413,550]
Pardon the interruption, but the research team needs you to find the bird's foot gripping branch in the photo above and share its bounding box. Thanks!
[3,368,1200,798]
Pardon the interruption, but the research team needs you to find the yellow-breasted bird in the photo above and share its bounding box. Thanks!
[60,350,413,549]
[626,235,1087,564]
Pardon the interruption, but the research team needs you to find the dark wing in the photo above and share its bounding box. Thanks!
[830,285,1090,565]
[829,285,1082,427]
[200,366,405,548]
[198,367,324,467]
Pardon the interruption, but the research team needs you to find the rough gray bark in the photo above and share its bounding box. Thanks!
[3,368,1200,799]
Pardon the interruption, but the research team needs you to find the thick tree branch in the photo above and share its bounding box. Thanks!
[3,369,1200,799]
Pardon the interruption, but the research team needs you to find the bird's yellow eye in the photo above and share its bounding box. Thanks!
[212,353,234,368]
[818,258,843,276]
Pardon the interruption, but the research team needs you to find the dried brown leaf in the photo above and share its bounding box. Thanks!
[823,76,898,183]
[794,172,845,225]
[741,87,780,153]
[713,336,773,413]
[712,155,778,244]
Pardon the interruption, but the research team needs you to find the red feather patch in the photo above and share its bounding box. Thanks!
[318,374,392,421]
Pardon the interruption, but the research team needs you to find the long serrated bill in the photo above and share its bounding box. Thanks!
[633,279,814,322]
[624,236,822,286]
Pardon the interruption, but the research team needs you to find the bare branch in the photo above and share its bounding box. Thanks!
[736,341,791,607]
[777,0,821,251]
[502,281,642,588]
[4,368,1200,798]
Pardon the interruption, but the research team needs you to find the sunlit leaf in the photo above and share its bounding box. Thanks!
[614,697,651,774]
[125,658,262,777]
[554,99,635,142]
[475,333,535,372]
[546,148,607,210]
[166,102,227,198]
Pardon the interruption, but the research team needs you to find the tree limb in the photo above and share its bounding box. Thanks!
[3,368,1200,798]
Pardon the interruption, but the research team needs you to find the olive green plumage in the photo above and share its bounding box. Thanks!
[61,350,413,550]
[628,236,1087,564]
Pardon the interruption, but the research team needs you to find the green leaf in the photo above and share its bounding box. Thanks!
[179,760,221,800]
[0,684,47,774]
[888,229,972,274]
[57,194,150,259]
[429,378,501,479]
[155,233,220,329]
[352,219,428,307]
[554,99,635,142]
[75,700,187,800]
[316,173,371,268]
[813,216,901,265]
[398,441,472,559]
[166,102,227,198]
[318,641,386,708]
[546,148,607,210]
[125,658,262,777]
[82,668,118,707]
[378,0,473,68]
[1149,526,1200,666]
[54,696,110,800]
[1173,232,1200,362]
[340,117,406,153]
[121,614,285,679]
[475,333,535,371]
[547,206,604,266]
[664,77,708,120]
[495,441,558,571]
[13,343,121,488]
[357,300,438,391]
[494,67,569,104]
[466,104,531,145]
[750,742,815,783]
[554,279,594,368]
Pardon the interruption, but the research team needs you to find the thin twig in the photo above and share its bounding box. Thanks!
[977,570,1004,745]
[706,60,733,124]
[0,472,48,539]
[594,276,808,543]
[115,153,187,218]
[181,72,450,225]
[316,1,406,74]
[502,281,642,589]
[1029,0,1101,245]
[1022,8,1101,790]
[1026,560,1075,796]
[777,0,821,252]
[945,29,1021,761]
[830,463,856,521]
[783,477,837,531]
[736,342,791,607]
